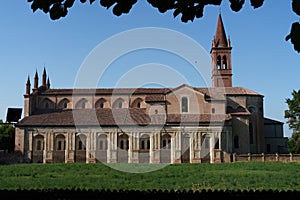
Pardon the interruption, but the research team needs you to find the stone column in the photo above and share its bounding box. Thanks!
[131,132,139,163]
[64,132,69,163]
[128,132,133,163]
[151,131,160,164]
[173,131,182,164]
[107,132,111,163]
[170,132,175,164]
[67,131,75,163]
[108,131,117,163]
[89,131,96,163]
[26,130,33,162]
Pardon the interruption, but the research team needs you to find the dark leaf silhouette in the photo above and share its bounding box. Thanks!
[286,22,300,53]
[24,0,300,53]
[250,0,264,9]
[292,0,300,16]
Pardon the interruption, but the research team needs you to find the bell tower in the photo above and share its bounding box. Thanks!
[211,14,232,87]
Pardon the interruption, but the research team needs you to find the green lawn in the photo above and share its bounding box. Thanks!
[0,162,300,191]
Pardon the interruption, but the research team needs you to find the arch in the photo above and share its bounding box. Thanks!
[55,134,66,151]
[117,133,129,163]
[96,134,108,163]
[181,134,190,163]
[161,133,171,163]
[58,98,70,109]
[113,98,124,109]
[139,133,150,163]
[131,98,143,108]
[33,135,44,163]
[97,134,108,150]
[75,98,88,109]
[76,134,86,150]
[95,98,107,108]
[216,55,221,69]
[54,134,66,163]
[222,55,227,69]
[140,134,150,150]
[34,135,44,151]
[75,133,87,163]
[161,133,171,149]
[40,98,55,109]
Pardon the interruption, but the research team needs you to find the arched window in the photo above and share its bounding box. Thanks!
[162,134,171,149]
[41,98,54,109]
[113,98,124,109]
[234,135,239,149]
[132,98,142,108]
[96,98,106,108]
[76,134,86,150]
[75,98,88,109]
[98,134,108,150]
[222,55,227,69]
[118,134,129,150]
[140,134,150,150]
[58,98,70,109]
[35,135,44,151]
[216,55,221,69]
[56,134,66,151]
[181,97,188,113]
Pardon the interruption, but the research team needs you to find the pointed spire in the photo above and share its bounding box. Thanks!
[42,67,47,87]
[213,14,228,48]
[34,69,39,89]
[47,77,50,89]
[26,75,31,95]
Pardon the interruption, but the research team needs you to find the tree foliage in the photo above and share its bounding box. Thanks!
[26,0,300,53]
[0,120,15,152]
[284,90,300,153]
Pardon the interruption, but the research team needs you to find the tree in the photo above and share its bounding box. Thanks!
[26,0,300,53]
[284,90,300,153]
[0,119,15,152]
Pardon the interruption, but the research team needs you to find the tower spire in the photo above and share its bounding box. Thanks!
[211,14,233,88]
[47,77,51,89]
[33,69,39,90]
[213,14,228,48]
[26,75,31,95]
[42,67,47,87]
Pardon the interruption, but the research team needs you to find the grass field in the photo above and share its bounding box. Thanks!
[0,162,300,191]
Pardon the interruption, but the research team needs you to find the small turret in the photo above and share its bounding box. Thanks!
[42,67,47,87]
[47,77,51,89]
[26,75,31,95]
[33,69,39,90]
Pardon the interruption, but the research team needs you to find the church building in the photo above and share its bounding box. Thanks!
[14,15,288,164]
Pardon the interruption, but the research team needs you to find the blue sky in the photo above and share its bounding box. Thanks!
[0,1,299,138]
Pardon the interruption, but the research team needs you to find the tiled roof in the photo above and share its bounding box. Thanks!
[42,88,171,95]
[16,109,231,127]
[38,86,262,99]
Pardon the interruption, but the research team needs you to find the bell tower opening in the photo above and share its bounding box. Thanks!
[211,14,233,88]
